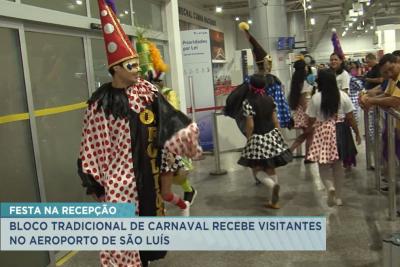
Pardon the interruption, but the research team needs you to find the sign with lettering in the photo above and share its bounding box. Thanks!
[178,6,217,27]
[181,29,215,150]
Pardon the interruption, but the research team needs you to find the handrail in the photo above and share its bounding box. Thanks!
[364,106,398,221]
[386,107,400,120]
[209,111,227,176]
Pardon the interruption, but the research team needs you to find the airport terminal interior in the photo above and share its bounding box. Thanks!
[1,0,400,266]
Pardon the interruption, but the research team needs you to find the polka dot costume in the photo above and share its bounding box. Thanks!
[79,102,141,266]
[293,105,308,129]
[126,78,158,113]
[244,75,292,128]
[266,83,292,128]
[164,123,202,159]
[79,80,201,267]
[79,102,138,205]
[307,119,339,164]
[100,250,142,267]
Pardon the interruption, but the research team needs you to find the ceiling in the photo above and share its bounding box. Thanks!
[183,0,400,50]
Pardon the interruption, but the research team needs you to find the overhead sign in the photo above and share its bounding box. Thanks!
[178,6,217,26]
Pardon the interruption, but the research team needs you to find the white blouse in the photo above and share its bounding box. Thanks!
[336,70,350,92]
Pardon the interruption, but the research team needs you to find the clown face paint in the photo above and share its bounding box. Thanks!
[118,58,141,84]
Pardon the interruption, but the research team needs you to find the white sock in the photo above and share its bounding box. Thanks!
[269,174,278,184]
[256,172,275,188]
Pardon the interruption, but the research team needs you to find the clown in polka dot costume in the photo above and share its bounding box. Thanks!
[77,1,201,266]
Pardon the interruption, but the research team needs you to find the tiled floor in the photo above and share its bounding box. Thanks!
[62,145,400,267]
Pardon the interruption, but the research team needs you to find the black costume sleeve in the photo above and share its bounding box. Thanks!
[223,82,250,136]
[77,159,105,197]
[224,82,249,119]
[156,93,192,146]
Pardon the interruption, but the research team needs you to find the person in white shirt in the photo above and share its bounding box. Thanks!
[306,69,361,207]
[330,52,350,94]
[288,59,315,163]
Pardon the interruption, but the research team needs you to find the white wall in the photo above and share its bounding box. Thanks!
[311,31,379,62]
[236,26,252,50]
[222,18,236,62]
[375,25,400,54]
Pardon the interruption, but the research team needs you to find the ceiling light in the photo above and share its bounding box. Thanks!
[370,25,374,30]
[366,2,370,6]
[349,9,357,17]
[349,22,353,27]
[216,6,223,13]
[76,0,83,5]
[310,18,315,25]
[307,4,312,9]
[352,17,357,22]
[124,10,129,15]
[248,19,253,24]
[365,29,368,33]
[235,17,240,21]
[342,31,346,37]
[345,27,348,31]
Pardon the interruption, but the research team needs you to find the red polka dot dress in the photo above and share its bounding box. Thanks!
[293,105,309,129]
[306,118,339,164]
[305,90,356,164]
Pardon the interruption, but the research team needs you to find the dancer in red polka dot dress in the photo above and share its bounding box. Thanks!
[306,69,361,207]
[77,1,201,266]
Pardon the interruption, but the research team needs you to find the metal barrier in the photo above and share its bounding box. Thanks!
[387,108,399,221]
[187,76,207,160]
[374,107,382,191]
[210,112,227,176]
[188,76,196,123]
[364,106,400,221]
[364,108,373,170]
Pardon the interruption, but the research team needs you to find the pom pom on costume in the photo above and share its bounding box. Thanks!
[239,22,250,31]
[295,54,305,61]
[331,28,345,60]
[238,21,268,65]
[149,42,169,73]
[135,28,154,76]
[105,0,117,14]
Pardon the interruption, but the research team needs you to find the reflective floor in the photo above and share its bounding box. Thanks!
[63,144,400,267]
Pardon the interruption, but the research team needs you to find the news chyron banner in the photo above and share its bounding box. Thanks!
[1,203,326,251]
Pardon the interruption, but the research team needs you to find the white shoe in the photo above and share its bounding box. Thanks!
[335,198,343,206]
[181,201,190,217]
[327,189,335,207]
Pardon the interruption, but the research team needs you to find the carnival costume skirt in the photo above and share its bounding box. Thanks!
[307,119,357,164]
[336,121,357,166]
[238,128,293,168]
[293,105,308,129]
